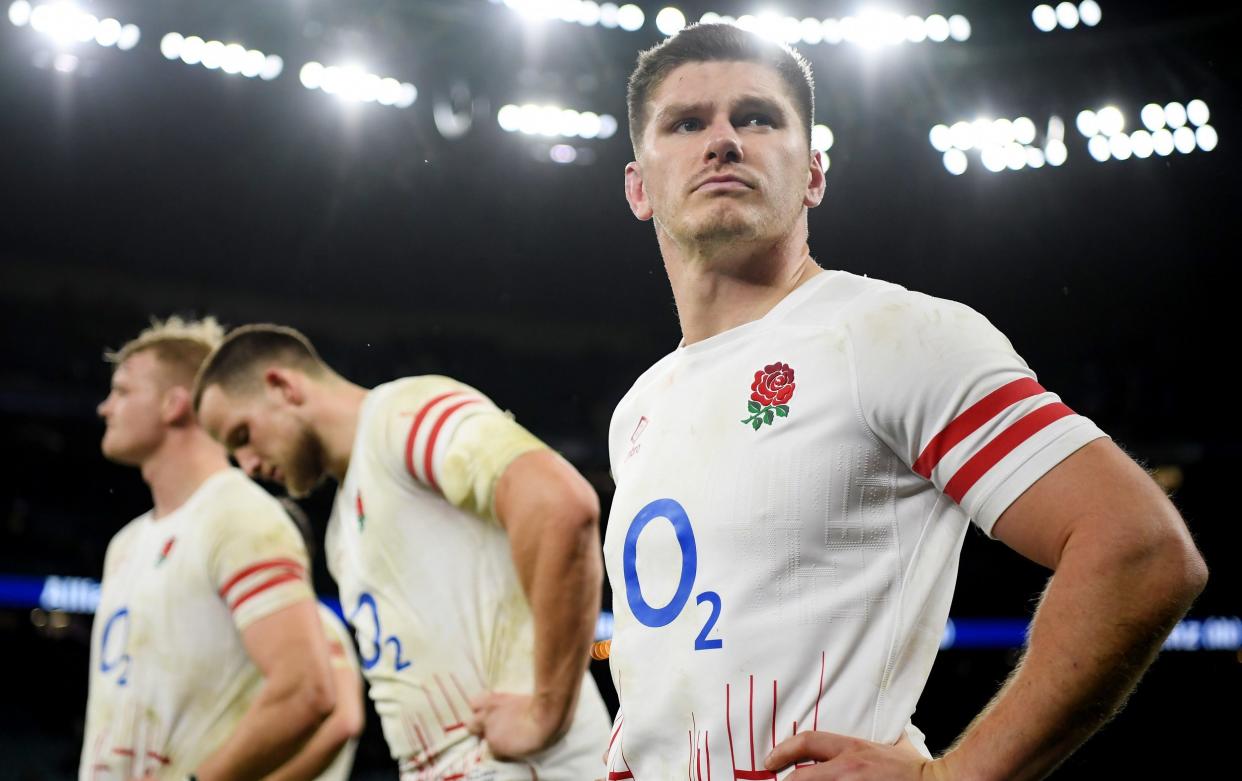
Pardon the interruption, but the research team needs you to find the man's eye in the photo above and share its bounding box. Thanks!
[674,118,704,132]
[742,114,774,127]
[233,428,249,448]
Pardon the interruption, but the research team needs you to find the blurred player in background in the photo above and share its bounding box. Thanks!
[602,22,1208,780]
[193,324,611,780]
[273,497,366,781]
[84,317,360,780]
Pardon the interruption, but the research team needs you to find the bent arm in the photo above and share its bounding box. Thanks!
[263,661,364,781]
[939,438,1207,781]
[193,599,336,781]
[494,448,603,744]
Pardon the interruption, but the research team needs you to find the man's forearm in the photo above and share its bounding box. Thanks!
[939,530,1206,781]
[520,504,602,733]
[194,675,333,781]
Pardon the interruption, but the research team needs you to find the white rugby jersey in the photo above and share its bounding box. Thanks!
[324,376,611,780]
[317,602,361,781]
[602,270,1108,779]
[80,468,316,780]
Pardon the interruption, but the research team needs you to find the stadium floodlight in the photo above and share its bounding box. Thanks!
[1078,0,1101,27]
[1087,135,1110,162]
[1075,109,1098,138]
[1032,5,1057,32]
[1026,147,1046,168]
[1172,126,1195,154]
[8,1,32,27]
[655,6,685,36]
[811,124,834,153]
[1140,103,1165,132]
[1013,117,1037,145]
[616,3,644,31]
[800,17,823,44]
[943,149,967,175]
[924,14,949,42]
[1044,139,1068,166]
[1055,2,1078,29]
[821,18,842,44]
[1151,128,1174,156]
[1095,106,1124,137]
[300,61,415,108]
[497,102,616,139]
[1194,125,1217,152]
[980,146,1006,173]
[1130,130,1154,159]
[598,2,619,28]
[929,124,951,152]
[17,2,139,52]
[947,15,970,41]
[903,15,925,43]
[1108,133,1132,161]
[949,121,973,150]
[1004,143,1026,170]
[549,144,578,164]
[170,32,281,80]
[1186,99,1209,127]
[1163,102,1187,129]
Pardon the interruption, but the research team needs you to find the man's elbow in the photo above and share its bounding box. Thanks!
[1129,520,1209,611]
[290,672,336,733]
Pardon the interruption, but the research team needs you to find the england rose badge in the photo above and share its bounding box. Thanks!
[742,362,795,430]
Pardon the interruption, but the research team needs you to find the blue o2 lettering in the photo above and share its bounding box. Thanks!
[694,592,723,650]
[350,593,412,671]
[622,498,722,650]
[99,607,131,686]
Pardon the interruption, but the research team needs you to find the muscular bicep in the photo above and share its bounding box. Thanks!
[991,438,1189,571]
[494,448,600,534]
[241,599,333,684]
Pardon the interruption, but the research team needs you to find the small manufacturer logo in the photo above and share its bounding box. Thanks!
[630,415,649,443]
[355,491,366,532]
[742,362,796,430]
[156,537,176,566]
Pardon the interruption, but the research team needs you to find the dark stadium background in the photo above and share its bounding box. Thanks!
[1,1,1238,778]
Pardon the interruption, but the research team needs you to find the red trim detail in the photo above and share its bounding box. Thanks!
[217,558,303,599]
[607,773,635,780]
[145,751,170,765]
[435,674,463,721]
[230,571,303,612]
[706,731,711,781]
[771,680,777,750]
[734,772,777,780]
[444,775,465,780]
[944,402,1075,503]
[444,722,466,732]
[112,748,135,757]
[405,391,464,480]
[422,398,480,492]
[607,715,625,757]
[726,684,737,779]
[748,675,755,771]
[913,378,1046,478]
[814,651,824,731]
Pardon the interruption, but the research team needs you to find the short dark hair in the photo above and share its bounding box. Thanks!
[192,324,329,412]
[627,23,815,151]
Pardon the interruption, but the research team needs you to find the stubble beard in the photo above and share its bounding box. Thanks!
[283,423,328,499]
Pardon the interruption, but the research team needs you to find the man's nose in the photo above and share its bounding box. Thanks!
[704,118,743,164]
[235,449,261,477]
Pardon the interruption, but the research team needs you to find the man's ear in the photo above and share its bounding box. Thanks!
[625,161,655,221]
[161,385,194,426]
[804,150,826,208]
[264,367,306,406]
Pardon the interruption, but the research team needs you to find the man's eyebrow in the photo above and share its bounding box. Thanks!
[653,95,788,126]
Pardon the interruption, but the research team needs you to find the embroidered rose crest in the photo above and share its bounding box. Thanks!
[742,362,795,430]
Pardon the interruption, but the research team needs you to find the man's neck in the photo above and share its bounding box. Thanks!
[141,431,231,519]
[315,379,370,482]
[662,227,823,346]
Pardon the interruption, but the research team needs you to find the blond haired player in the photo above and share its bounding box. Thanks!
[193,325,611,780]
[83,317,362,781]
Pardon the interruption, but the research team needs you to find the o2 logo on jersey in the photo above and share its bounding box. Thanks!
[350,592,412,672]
[622,498,723,651]
[99,607,132,686]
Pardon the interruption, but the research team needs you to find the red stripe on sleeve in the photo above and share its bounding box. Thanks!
[422,399,481,492]
[405,391,466,480]
[229,571,305,613]
[218,558,304,599]
[914,378,1046,478]
[943,402,1076,503]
